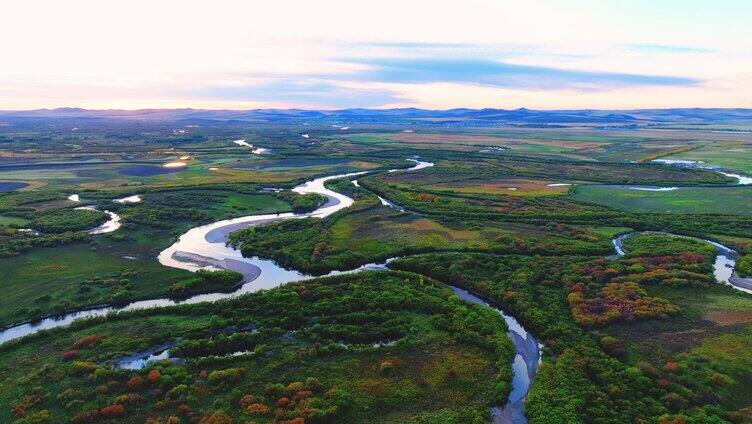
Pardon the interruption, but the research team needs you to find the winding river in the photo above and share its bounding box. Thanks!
[0,162,424,344]
[8,157,751,423]
[612,232,752,294]
[0,157,544,422]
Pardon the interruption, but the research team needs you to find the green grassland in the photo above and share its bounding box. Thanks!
[570,185,752,215]
[0,242,192,327]
[0,191,296,327]
[664,142,752,174]
[0,215,29,226]
[230,200,617,274]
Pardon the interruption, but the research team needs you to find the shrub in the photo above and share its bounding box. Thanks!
[664,362,680,374]
[599,336,624,357]
[70,410,98,424]
[239,394,258,409]
[166,384,191,401]
[72,334,102,349]
[379,360,396,374]
[277,397,291,408]
[246,403,270,415]
[265,383,286,398]
[60,349,80,361]
[207,367,246,386]
[14,409,52,424]
[126,376,146,391]
[285,381,305,395]
[147,369,161,382]
[199,411,235,424]
[57,388,84,407]
[99,404,125,418]
[305,377,321,392]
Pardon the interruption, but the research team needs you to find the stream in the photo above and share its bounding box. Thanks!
[451,287,541,424]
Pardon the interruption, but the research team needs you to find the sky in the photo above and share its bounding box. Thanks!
[1,0,751,110]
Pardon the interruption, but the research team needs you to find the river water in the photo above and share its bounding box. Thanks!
[0,160,431,342]
[451,287,541,424]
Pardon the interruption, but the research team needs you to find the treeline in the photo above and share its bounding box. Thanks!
[0,229,87,258]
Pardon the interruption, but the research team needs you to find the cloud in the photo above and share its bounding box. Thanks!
[188,79,403,109]
[344,57,700,90]
[624,44,715,54]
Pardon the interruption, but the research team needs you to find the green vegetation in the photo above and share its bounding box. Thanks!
[168,270,243,297]
[737,254,752,277]
[620,233,717,258]
[0,215,29,226]
[0,244,192,326]
[274,192,328,213]
[390,250,748,423]
[666,143,752,174]
[0,272,512,423]
[3,120,752,423]
[571,185,752,215]
[230,201,614,274]
[31,208,108,233]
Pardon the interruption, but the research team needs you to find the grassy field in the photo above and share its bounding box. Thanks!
[570,185,752,215]
[426,178,571,196]
[663,143,752,174]
[0,243,192,326]
[0,192,296,326]
[0,215,29,226]
[232,202,617,274]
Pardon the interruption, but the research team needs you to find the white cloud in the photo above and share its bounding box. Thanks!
[0,0,750,109]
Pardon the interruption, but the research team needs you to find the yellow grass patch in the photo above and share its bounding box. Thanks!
[704,310,752,326]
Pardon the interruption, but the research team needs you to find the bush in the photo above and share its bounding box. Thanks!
[60,350,79,361]
[736,254,752,277]
[99,404,125,418]
[147,369,161,382]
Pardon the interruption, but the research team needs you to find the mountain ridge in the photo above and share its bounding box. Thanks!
[2,107,752,124]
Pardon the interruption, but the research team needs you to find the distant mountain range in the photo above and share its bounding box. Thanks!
[2,107,752,125]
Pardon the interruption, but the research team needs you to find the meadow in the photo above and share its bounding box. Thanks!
[570,185,752,215]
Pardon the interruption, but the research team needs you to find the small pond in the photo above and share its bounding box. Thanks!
[118,165,184,177]
[0,181,29,192]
